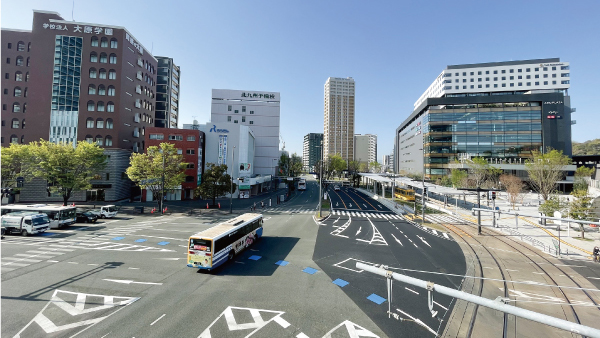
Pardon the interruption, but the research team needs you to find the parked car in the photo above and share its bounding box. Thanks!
[334,185,340,191]
[76,211,98,223]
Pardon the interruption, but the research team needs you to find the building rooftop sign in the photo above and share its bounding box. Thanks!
[241,93,275,99]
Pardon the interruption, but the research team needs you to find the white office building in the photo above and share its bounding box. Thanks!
[354,134,377,165]
[211,89,280,177]
[323,77,355,161]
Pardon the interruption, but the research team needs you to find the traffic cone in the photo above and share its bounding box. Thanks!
[164,207,167,212]
[206,203,209,209]
[218,203,220,209]
[151,209,154,214]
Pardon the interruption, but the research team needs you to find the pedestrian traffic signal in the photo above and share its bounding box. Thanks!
[491,191,496,200]
[423,187,427,194]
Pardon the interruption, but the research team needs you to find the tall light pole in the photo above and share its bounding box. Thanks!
[162,153,165,214]
[229,146,236,214]
[318,141,323,217]
[419,148,425,224]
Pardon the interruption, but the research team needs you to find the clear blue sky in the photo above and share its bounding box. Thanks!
[2,0,599,158]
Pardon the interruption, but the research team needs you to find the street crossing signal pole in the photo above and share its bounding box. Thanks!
[477,186,481,235]
[318,141,323,218]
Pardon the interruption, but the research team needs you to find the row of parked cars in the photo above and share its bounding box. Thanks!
[76,205,118,223]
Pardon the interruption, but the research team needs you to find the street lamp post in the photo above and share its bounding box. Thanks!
[318,141,323,217]
[419,148,425,225]
[161,153,165,214]
[229,146,236,214]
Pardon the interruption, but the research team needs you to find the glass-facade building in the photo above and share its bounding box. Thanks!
[395,58,573,178]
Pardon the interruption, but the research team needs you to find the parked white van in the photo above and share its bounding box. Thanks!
[1,212,50,236]
[87,205,118,219]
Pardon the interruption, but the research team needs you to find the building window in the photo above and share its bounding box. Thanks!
[107,86,115,96]
[552,80,557,85]
[485,84,489,88]
[187,163,195,169]
[502,84,506,87]
[234,109,239,114]
[509,76,514,80]
[90,53,98,62]
[90,68,97,78]
[177,149,182,155]
[133,127,140,138]
[526,75,530,79]
[16,56,24,66]
[535,82,540,86]
[109,54,117,64]
[470,79,474,82]
[101,38,108,48]
[7,43,11,49]
[106,119,113,129]
[509,69,514,73]
[518,76,522,79]
[250,110,254,114]
[99,53,107,63]
[15,72,23,81]
[149,134,164,140]
[14,87,22,97]
[109,69,116,80]
[6,58,10,64]
[110,39,118,48]
[91,37,98,47]
[186,149,195,155]
[169,135,183,141]
[249,121,254,125]
[242,106,246,112]
[510,83,514,87]
[12,119,19,128]
[234,120,238,123]
[86,118,94,128]
[242,116,246,122]
[11,135,18,144]
[5,73,9,79]
[501,70,506,74]
[99,69,107,79]
[107,102,114,112]
[228,105,232,111]
[96,119,104,128]
[134,113,140,122]
[185,176,194,182]
[88,85,96,95]
[518,82,522,86]
[463,85,466,89]
[97,101,105,112]
[95,136,103,146]
[561,80,570,84]
[526,82,531,86]
[227,116,231,122]
[87,101,95,111]
[470,72,474,75]
[494,84,498,88]
[543,74,548,78]
[98,85,106,96]
[187,135,196,141]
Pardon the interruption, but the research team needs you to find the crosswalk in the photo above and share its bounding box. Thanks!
[331,210,403,220]
[1,247,74,272]
[263,207,316,214]
[425,214,468,225]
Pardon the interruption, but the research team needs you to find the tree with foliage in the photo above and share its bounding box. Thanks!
[126,143,186,207]
[450,169,468,188]
[525,149,571,201]
[568,189,594,239]
[499,174,525,210]
[573,166,595,192]
[278,153,289,176]
[194,163,236,206]
[26,140,107,206]
[328,154,347,178]
[347,160,362,187]
[359,162,369,174]
[1,143,29,192]
[289,153,303,177]
[369,161,382,174]
[467,157,500,188]
[539,195,566,217]
[572,138,600,156]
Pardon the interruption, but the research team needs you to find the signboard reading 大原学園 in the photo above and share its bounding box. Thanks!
[241,93,276,99]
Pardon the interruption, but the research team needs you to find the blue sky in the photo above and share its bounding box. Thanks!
[2,0,599,158]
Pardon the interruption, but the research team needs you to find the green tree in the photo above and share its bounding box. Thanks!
[572,139,600,156]
[369,161,382,173]
[573,166,595,192]
[450,169,468,188]
[329,154,347,178]
[347,160,362,187]
[538,195,566,217]
[358,162,369,173]
[195,163,236,206]
[1,143,30,192]
[289,153,303,177]
[525,149,571,201]
[126,143,186,206]
[278,153,290,176]
[26,140,107,206]
[467,157,500,188]
[568,189,594,239]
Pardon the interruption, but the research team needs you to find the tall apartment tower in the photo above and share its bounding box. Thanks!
[1,10,159,202]
[323,77,355,161]
[302,133,323,172]
[155,56,180,128]
[353,134,377,165]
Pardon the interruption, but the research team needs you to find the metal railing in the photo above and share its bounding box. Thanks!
[356,262,600,338]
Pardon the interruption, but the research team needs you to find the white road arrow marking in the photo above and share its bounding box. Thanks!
[392,234,403,246]
[349,203,353,208]
[378,204,383,208]
[416,235,431,247]
[363,204,368,208]
[356,227,362,236]
[336,202,339,206]
[103,279,163,285]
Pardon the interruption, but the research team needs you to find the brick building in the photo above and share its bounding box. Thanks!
[144,127,205,201]
[1,10,169,202]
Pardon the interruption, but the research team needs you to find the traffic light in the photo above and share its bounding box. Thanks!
[1,188,13,195]
[423,187,427,194]
[491,191,496,200]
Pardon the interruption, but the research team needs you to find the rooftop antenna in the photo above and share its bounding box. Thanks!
[151,42,154,55]
[71,0,75,21]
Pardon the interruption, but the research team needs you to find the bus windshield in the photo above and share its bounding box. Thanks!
[60,208,76,220]
[189,238,211,252]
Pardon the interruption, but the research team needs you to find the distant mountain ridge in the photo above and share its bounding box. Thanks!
[573,139,600,156]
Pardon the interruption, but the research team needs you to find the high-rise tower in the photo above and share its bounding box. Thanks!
[323,77,354,161]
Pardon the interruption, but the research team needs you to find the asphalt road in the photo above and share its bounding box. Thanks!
[1,177,389,338]
[315,185,467,337]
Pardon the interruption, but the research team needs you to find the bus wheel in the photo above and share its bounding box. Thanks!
[21,230,28,237]
[228,251,235,261]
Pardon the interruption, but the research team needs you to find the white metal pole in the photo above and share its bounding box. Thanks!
[356,263,600,338]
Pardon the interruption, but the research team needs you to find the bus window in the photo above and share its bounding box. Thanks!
[190,238,211,252]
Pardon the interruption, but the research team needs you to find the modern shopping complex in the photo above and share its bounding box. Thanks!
[395,58,574,179]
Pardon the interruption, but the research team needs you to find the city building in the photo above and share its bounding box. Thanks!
[395,58,576,180]
[323,77,355,162]
[183,121,271,198]
[354,134,377,165]
[154,57,180,128]
[1,10,160,202]
[302,133,323,173]
[143,127,205,201]
[210,89,280,177]
[382,154,392,172]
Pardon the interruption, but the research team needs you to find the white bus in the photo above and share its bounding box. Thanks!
[187,213,263,271]
[298,179,306,191]
[1,204,76,229]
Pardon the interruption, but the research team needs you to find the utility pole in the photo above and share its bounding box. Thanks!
[159,149,165,214]
[421,148,425,225]
[229,146,235,214]
[318,141,323,217]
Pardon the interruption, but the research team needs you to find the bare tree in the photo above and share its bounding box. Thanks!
[500,174,525,210]
[525,149,571,201]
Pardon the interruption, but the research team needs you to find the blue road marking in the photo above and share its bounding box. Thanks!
[367,293,386,305]
[111,237,125,241]
[248,255,262,261]
[275,260,289,266]
[302,267,318,275]
[157,241,170,246]
[134,239,147,243]
[332,278,349,287]
[39,232,56,237]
